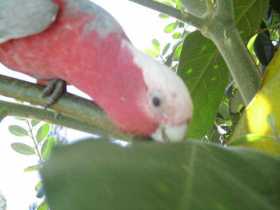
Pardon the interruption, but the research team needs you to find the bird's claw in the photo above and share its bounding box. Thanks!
[41,79,66,108]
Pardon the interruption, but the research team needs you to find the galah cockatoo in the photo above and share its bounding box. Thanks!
[0,0,192,142]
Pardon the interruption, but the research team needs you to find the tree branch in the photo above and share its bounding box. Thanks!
[199,0,261,104]
[128,0,183,20]
[128,0,205,28]
[0,75,142,141]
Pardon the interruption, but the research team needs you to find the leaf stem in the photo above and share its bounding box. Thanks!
[26,120,43,161]
[199,0,261,104]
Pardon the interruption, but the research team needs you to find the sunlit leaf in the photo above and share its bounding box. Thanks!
[37,200,48,210]
[178,32,228,139]
[144,48,160,58]
[172,32,181,39]
[152,38,160,51]
[173,42,183,60]
[231,50,280,147]
[8,125,28,137]
[36,124,50,142]
[229,134,280,156]
[235,0,269,42]
[159,13,169,19]
[164,22,178,33]
[31,119,40,127]
[24,164,41,172]
[178,0,268,138]
[42,137,57,160]
[11,143,35,155]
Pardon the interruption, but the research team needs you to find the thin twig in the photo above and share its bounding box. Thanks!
[26,120,43,161]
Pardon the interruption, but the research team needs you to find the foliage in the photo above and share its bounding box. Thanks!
[42,140,280,210]
[230,50,280,143]
[2,0,280,209]
[8,118,57,210]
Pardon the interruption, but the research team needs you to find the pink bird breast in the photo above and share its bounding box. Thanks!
[0,0,192,142]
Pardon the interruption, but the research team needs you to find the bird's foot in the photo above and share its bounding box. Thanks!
[41,79,66,108]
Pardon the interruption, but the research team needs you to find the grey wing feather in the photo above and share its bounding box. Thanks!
[0,0,58,43]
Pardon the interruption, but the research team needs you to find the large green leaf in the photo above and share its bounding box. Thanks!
[178,0,268,138]
[42,139,280,210]
[178,32,228,138]
[235,0,269,42]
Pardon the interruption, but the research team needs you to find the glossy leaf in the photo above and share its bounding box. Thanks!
[172,32,181,39]
[178,31,228,138]
[31,119,40,127]
[178,0,268,138]
[234,0,269,42]
[159,13,169,19]
[37,200,48,210]
[230,134,280,156]
[231,50,280,146]
[42,137,57,160]
[36,124,50,142]
[42,140,280,210]
[11,142,35,155]
[24,164,41,172]
[8,125,28,137]
[152,38,160,51]
[164,22,177,33]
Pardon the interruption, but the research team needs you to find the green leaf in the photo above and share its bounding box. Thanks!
[173,42,183,60]
[8,125,28,137]
[159,13,169,19]
[157,0,175,7]
[234,0,269,42]
[14,117,26,121]
[24,164,41,172]
[31,119,40,127]
[37,200,48,210]
[229,134,280,156]
[164,22,178,33]
[36,124,50,142]
[178,32,228,138]
[11,143,35,155]
[152,38,160,51]
[144,48,160,58]
[0,107,7,123]
[42,137,57,160]
[177,0,268,138]
[42,140,280,210]
[172,32,182,39]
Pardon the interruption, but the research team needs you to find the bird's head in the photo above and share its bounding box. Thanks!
[122,41,193,143]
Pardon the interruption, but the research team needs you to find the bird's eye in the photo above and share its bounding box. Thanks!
[152,96,161,107]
